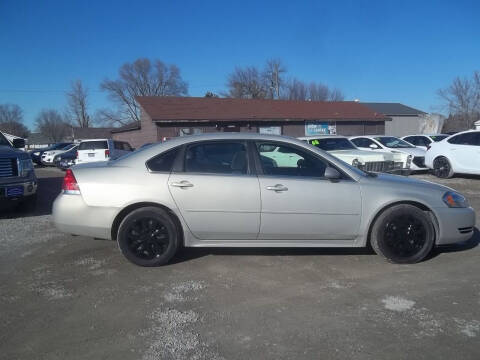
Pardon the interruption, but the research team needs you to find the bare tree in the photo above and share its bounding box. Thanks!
[35,109,69,142]
[0,103,30,138]
[283,79,344,101]
[438,70,480,130]
[284,78,308,100]
[66,80,91,128]
[226,66,268,99]
[263,59,287,99]
[204,91,219,98]
[100,58,188,126]
[328,87,345,101]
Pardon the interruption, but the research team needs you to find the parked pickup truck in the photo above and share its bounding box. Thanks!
[0,131,37,209]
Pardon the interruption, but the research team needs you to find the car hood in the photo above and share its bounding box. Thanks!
[363,172,453,193]
[329,149,394,163]
[0,145,29,159]
[390,147,426,157]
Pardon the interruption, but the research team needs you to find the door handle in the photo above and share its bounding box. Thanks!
[266,184,288,192]
[169,181,194,188]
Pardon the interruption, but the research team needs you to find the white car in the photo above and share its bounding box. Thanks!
[76,139,133,164]
[350,136,427,171]
[298,136,410,174]
[425,130,480,178]
[401,134,449,150]
[41,144,78,166]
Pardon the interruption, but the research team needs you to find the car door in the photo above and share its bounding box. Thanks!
[168,141,261,240]
[447,132,480,172]
[255,141,362,240]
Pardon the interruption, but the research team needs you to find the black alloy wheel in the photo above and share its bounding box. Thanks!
[370,204,435,264]
[433,156,453,178]
[117,207,179,266]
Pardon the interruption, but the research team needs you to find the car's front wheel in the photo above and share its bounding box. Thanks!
[117,207,180,266]
[370,204,435,264]
[433,156,454,178]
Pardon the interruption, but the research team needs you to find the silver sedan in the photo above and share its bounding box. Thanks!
[53,133,475,266]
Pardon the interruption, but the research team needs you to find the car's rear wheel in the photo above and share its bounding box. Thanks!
[117,207,179,266]
[370,204,435,264]
[433,156,454,178]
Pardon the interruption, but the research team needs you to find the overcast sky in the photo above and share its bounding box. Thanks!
[1,0,479,129]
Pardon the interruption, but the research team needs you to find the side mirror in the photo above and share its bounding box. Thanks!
[324,166,341,181]
[12,138,25,148]
[369,143,378,149]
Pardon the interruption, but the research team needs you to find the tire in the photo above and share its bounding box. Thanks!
[433,156,454,178]
[370,204,435,264]
[117,207,180,266]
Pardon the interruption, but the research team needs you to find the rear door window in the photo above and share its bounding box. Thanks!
[147,148,179,172]
[184,142,248,174]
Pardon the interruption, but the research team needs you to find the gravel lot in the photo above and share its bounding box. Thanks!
[1,167,479,359]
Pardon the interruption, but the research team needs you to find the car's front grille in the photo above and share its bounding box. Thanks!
[412,156,425,168]
[362,161,395,173]
[0,158,17,178]
[458,226,474,234]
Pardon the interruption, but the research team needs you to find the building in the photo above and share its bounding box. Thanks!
[112,97,389,148]
[362,103,427,137]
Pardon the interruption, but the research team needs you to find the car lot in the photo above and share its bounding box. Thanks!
[1,167,479,359]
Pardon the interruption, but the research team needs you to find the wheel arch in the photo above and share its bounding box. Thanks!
[366,200,439,247]
[111,202,184,244]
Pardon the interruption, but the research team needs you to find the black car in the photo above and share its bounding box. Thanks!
[29,143,72,165]
[53,145,78,170]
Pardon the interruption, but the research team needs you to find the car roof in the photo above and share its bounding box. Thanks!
[79,139,110,142]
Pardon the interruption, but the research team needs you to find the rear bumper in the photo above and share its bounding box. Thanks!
[52,193,116,239]
[434,206,476,245]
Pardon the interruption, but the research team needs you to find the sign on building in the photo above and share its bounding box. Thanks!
[259,126,282,135]
[305,121,336,136]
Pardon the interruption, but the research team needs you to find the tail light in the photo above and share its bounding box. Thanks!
[62,169,80,194]
[105,149,110,158]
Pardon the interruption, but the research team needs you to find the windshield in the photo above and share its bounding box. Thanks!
[375,137,414,148]
[310,138,356,151]
[430,135,448,142]
[0,132,11,146]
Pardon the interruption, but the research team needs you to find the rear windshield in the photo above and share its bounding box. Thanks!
[430,135,448,142]
[78,141,108,150]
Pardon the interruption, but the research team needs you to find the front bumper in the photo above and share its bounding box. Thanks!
[434,206,476,245]
[53,193,116,239]
[0,178,37,202]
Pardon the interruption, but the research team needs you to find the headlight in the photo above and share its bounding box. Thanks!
[18,158,34,177]
[406,155,412,168]
[352,158,360,167]
[442,191,468,208]
[33,152,40,155]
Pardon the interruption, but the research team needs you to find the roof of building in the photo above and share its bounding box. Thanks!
[135,96,388,123]
[362,103,426,116]
[69,127,114,140]
[110,121,141,133]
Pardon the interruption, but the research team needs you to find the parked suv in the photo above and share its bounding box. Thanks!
[76,139,133,164]
[0,131,37,209]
